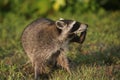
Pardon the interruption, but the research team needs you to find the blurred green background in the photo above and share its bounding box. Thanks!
[0,0,120,80]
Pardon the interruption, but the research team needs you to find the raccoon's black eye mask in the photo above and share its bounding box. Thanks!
[70,21,88,44]
[70,22,80,32]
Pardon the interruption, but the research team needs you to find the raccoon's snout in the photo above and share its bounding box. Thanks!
[74,24,88,34]
[80,24,88,31]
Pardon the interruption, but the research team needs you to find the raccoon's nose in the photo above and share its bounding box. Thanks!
[85,24,88,28]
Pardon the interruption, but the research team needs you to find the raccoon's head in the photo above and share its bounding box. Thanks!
[55,18,88,42]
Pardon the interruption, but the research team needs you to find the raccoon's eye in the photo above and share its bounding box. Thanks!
[70,22,80,32]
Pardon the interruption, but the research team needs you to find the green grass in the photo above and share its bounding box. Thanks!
[0,11,120,80]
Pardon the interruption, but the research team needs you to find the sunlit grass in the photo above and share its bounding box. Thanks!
[0,11,120,80]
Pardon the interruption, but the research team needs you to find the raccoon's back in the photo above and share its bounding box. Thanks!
[21,18,55,53]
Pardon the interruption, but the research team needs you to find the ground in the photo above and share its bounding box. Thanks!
[0,11,120,80]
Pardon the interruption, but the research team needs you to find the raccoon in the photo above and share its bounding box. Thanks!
[21,18,88,79]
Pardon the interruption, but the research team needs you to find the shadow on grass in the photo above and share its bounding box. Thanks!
[69,44,120,79]
[73,44,120,65]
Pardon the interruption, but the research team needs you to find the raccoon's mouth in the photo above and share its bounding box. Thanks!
[79,28,87,32]
[74,28,87,34]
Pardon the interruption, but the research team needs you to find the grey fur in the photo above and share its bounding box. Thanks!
[21,18,88,79]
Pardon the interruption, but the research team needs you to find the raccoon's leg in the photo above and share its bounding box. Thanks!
[34,63,39,80]
[56,49,71,74]
[34,61,48,80]
[48,50,60,68]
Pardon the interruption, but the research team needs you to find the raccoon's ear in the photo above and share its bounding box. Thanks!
[59,18,64,20]
[56,20,67,29]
